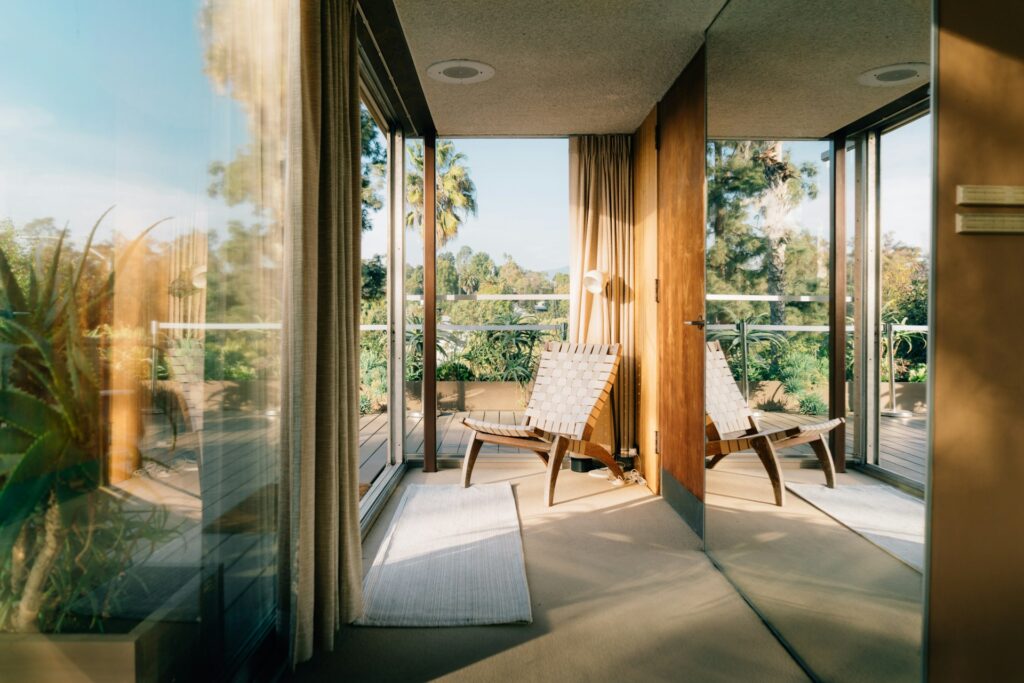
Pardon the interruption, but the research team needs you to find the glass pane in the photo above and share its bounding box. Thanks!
[706,140,831,444]
[845,140,861,461]
[0,2,287,678]
[432,139,569,458]
[359,104,389,496]
[404,138,425,458]
[878,115,931,484]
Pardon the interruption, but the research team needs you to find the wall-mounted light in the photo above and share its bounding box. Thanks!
[583,269,608,296]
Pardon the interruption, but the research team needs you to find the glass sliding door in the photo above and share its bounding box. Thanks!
[0,1,289,678]
[847,111,931,487]
[398,137,570,464]
[358,103,394,499]
[403,138,427,459]
[431,138,569,461]
[877,114,930,484]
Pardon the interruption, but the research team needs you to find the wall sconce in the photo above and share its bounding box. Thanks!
[583,269,608,296]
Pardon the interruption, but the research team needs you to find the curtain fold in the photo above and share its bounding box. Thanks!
[569,135,636,454]
[279,0,363,665]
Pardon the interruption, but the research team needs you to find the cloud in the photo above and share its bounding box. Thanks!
[0,104,55,133]
[0,169,258,246]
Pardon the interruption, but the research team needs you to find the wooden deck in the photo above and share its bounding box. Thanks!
[358,410,537,488]
[110,410,278,664]
[358,410,928,488]
[758,412,928,485]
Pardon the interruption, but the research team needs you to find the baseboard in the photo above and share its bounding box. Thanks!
[661,470,704,541]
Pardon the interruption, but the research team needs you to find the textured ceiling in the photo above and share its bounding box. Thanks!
[707,0,932,138]
[393,0,726,135]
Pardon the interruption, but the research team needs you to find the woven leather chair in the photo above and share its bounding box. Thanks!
[460,342,624,506]
[705,341,843,506]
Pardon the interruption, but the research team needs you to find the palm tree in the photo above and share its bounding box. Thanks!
[405,140,478,247]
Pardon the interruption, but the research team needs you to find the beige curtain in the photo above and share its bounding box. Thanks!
[569,135,635,454]
[279,0,363,665]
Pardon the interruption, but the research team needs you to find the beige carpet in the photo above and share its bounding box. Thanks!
[290,463,807,682]
[707,459,924,682]
[786,482,925,572]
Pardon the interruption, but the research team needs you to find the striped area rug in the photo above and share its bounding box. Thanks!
[355,482,532,626]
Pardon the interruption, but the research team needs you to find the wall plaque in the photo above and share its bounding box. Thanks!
[956,185,1024,206]
[956,213,1024,234]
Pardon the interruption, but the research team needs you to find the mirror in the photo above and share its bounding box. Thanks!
[704,1,932,680]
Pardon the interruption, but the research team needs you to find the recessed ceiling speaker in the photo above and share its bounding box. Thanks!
[857,63,929,87]
[427,59,495,84]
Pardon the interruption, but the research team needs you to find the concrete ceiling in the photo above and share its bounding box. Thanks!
[393,0,726,135]
[392,0,930,138]
[707,0,932,138]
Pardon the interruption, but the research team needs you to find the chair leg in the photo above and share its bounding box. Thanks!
[461,433,483,488]
[706,454,727,469]
[752,436,785,506]
[810,435,837,488]
[545,435,569,507]
[579,441,625,479]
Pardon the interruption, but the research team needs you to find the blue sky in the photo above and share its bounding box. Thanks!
[363,138,569,272]
[879,115,932,253]
[776,120,932,260]
[0,1,252,242]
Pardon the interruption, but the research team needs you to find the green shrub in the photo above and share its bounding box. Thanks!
[797,393,828,416]
[908,363,927,383]
[437,360,474,381]
[778,346,828,397]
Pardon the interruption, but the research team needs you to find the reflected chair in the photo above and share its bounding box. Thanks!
[460,342,624,506]
[705,340,842,506]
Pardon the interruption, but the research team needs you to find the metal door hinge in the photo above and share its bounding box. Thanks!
[654,278,660,303]
[655,430,661,454]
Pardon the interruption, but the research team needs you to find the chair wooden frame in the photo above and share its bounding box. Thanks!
[460,342,624,506]
[705,341,843,506]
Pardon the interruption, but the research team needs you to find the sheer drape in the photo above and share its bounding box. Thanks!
[279,0,363,665]
[569,135,636,454]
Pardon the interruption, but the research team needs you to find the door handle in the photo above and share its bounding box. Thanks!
[684,319,706,328]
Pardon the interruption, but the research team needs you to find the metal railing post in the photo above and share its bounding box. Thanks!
[739,319,750,405]
[886,321,896,411]
[150,319,158,402]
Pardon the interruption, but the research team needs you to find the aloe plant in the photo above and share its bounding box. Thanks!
[0,209,175,632]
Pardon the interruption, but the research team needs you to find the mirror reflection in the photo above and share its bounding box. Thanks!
[704,1,931,680]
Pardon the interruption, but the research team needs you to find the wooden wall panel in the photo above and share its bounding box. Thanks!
[928,3,1024,679]
[634,107,659,494]
[657,47,706,506]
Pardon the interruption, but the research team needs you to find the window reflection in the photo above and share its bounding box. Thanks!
[0,1,288,678]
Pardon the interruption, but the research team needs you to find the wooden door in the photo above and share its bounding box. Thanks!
[657,46,706,536]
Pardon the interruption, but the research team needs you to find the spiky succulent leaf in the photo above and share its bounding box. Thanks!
[0,386,65,438]
[0,244,27,313]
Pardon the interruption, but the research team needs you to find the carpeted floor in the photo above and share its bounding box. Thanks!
[289,463,808,682]
[786,482,925,571]
[706,459,924,682]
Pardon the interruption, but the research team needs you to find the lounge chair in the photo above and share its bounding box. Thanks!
[461,342,624,506]
[705,340,843,506]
